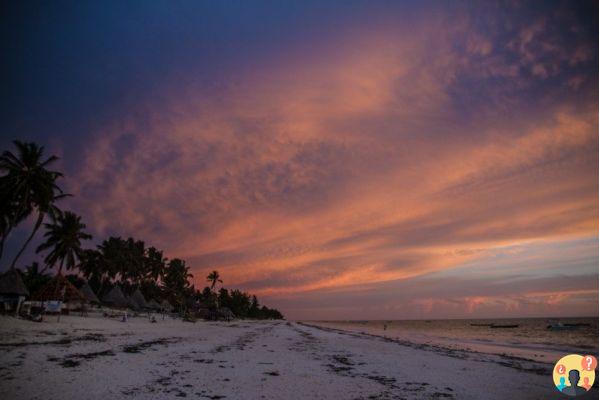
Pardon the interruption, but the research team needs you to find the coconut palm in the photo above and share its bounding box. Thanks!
[0,140,68,267]
[163,258,193,309]
[124,238,146,284]
[164,259,193,291]
[146,246,167,283]
[96,237,127,282]
[207,270,222,291]
[36,211,92,275]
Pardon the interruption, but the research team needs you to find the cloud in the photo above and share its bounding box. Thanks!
[63,2,599,319]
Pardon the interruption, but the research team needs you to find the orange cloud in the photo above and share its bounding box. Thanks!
[65,6,599,319]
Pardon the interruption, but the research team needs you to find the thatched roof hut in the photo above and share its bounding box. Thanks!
[146,298,161,310]
[79,282,100,303]
[126,295,139,310]
[193,301,211,319]
[102,286,129,308]
[0,269,29,297]
[32,275,84,302]
[130,288,148,309]
[160,299,173,312]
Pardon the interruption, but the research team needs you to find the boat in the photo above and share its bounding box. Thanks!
[547,322,579,331]
[490,324,519,329]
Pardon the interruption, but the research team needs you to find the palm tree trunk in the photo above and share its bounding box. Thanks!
[0,221,17,261]
[0,235,5,261]
[9,212,45,270]
[57,257,65,276]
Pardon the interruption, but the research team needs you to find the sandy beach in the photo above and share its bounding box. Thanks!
[0,315,571,400]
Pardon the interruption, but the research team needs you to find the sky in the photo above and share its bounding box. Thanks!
[1,1,598,320]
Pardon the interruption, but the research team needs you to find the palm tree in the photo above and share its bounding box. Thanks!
[96,237,127,283]
[146,246,167,283]
[125,238,146,284]
[0,140,68,267]
[79,248,106,293]
[9,193,67,270]
[162,258,193,310]
[207,270,222,291]
[36,211,92,275]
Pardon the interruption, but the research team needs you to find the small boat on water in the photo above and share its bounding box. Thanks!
[490,324,519,329]
[547,322,580,331]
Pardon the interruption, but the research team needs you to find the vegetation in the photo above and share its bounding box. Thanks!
[36,211,92,275]
[0,140,283,319]
[204,288,283,320]
[207,270,222,291]
[0,140,68,268]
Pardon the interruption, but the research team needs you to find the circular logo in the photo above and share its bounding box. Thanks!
[553,354,596,397]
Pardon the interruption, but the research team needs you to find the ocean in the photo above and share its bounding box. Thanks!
[310,317,599,363]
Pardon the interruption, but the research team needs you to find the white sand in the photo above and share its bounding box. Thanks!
[0,314,566,399]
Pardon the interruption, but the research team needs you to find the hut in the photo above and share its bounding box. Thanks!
[33,275,85,302]
[146,298,161,311]
[0,269,30,315]
[126,295,139,311]
[130,288,148,310]
[160,299,173,313]
[187,299,211,319]
[102,286,129,308]
[218,307,235,322]
[32,275,85,315]
[79,282,100,304]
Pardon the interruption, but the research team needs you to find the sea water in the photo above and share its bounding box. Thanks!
[310,317,599,363]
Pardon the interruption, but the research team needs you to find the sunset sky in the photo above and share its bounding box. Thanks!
[2,1,598,320]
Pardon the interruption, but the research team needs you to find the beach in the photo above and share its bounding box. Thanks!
[0,315,572,400]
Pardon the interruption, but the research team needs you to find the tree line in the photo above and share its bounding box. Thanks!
[0,140,283,319]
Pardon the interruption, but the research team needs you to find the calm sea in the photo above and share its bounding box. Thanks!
[309,317,599,363]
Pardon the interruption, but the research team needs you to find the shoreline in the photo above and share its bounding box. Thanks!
[0,315,562,399]
[299,322,552,376]
[302,319,598,364]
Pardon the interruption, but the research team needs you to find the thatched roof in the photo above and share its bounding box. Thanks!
[126,295,139,310]
[130,288,148,309]
[33,275,84,302]
[0,269,29,296]
[102,286,129,308]
[80,282,99,303]
[160,299,173,311]
[147,299,161,310]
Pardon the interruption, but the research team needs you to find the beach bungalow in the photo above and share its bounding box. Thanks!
[32,275,85,316]
[0,269,30,315]
[101,286,129,309]
[146,298,161,311]
[126,294,139,311]
[160,299,173,313]
[218,307,235,322]
[79,282,100,304]
[130,288,148,310]
[187,299,210,319]
[33,275,85,301]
